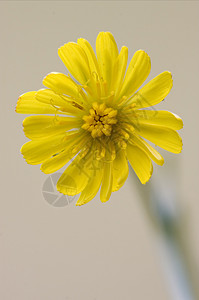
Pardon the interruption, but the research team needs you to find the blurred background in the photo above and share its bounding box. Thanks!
[0,1,199,300]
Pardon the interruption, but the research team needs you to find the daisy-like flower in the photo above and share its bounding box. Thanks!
[16,32,183,205]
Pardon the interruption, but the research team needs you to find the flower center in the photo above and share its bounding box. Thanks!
[81,102,117,138]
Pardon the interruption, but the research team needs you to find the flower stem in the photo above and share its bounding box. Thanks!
[133,167,199,300]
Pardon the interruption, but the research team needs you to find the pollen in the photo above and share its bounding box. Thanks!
[82,102,118,138]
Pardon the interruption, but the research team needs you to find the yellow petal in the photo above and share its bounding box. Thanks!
[57,152,92,195]
[77,38,101,77]
[111,46,128,98]
[135,110,183,130]
[16,91,58,114]
[21,134,68,165]
[43,72,79,98]
[41,133,89,174]
[130,134,164,166]
[119,50,151,98]
[41,148,74,174]
[58,42,91,84]
[137,123,183,153]
[23,115,81,139]
[112,149,129,192]
[131,71,173,108]
[126,144,153,184]
[36,89,84,115]
[100,162,113,202]
[96,32,119,90]
[76,160,103,206]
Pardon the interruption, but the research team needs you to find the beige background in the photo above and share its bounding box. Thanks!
[1,1,199,300]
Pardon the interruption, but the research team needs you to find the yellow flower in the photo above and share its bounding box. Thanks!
[16,32,183,205]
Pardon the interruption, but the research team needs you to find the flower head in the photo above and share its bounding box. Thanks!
[16,32,183,205]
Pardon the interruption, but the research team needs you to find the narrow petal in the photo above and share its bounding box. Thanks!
[21,134,68,165]
[41,134,89,174]
[111,46,128,98]
[112,149,129,192]
[36,89,84,115]
[135,110,183,130]
[130,134,164,166]
[58,42,91,84]
[41,149,73,174]
[43,72,80,98]
[23,115,81,139]
[77,38,101,77]
[119,50,151,99]
[100,162,113,202]
[76,160,103,206]
[131,71,173,109]
[137,123,183,153]
[57,152,92,195]
[16,91,58,114]
[96,32,119,89]
[126,144,153,184]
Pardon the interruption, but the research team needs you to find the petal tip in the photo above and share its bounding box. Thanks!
[160,159,165,166]
[75,201,84,206]
[141,170,153,184]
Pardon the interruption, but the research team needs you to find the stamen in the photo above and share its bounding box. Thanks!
[79,145,91,159]
[119,129,130,140]
[118,140,127,149]
[101,79,108,97]
[120,103,137,114]
[91,73,101,100]
[89,108,96,116]
[77,86,88,102]
[81,102,118,139]
[122,123,135,133]
[106,91,115,105]
[83,85,93,97]
[98,103,106,114]
[117,96,127,106]
[108,141,116,161]
[94,142,106,160]
[95,80,101,98]
[101,146,106,158]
